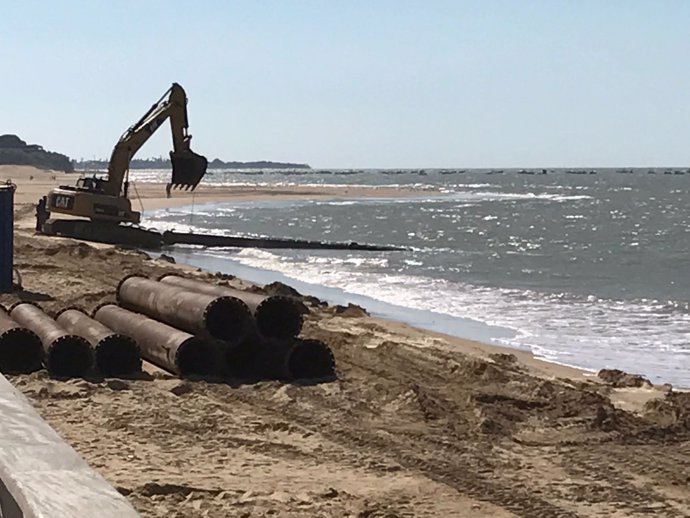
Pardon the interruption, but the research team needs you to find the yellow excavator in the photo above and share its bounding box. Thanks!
[43,83,207,246]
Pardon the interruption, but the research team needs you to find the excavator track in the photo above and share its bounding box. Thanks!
[43,218,163,249]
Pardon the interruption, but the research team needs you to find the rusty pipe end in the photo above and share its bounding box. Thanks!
[46,335,93,377]
[54,306,87,320]
[256,296,304,340]
[115,273,147,305]
[204,296,253,343]
[9,300,42,313]
[0,327,44,374]
[95,334,141,376]
[91,302,118,318]
[156,272,180,282]
[175,337,219,378]
[286,339,336,381]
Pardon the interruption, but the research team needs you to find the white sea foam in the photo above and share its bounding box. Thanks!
[461,191,593,202]
[221,247,690,386]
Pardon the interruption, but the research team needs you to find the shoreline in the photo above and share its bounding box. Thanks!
[143,200,598,384]
[166,240,689,391]
[146,202,682,389]
[159,246,597,384]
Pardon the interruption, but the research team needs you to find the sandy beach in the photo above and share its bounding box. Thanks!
[2,166,689,517]
[1,165,429,220]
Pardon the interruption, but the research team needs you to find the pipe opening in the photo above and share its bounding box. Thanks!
[47,336,93,377]
[256,297,304,340]
[223,340,259,379]
[0,328,43,374]
[96,335,141,376]
[205,297,253,343]
[176,338,217,377]
[286,340,336,381]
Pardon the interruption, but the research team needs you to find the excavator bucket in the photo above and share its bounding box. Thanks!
[170,150,208,190]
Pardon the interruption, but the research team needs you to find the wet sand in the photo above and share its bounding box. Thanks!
[1,166,689,517]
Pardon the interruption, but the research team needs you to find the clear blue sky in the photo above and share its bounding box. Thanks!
[2,1,690,168]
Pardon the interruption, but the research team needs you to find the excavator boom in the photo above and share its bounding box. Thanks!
[46,83,207,225]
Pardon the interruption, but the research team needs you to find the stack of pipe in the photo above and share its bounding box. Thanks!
[56,308,141,376]
[93,303,217,377]
[0,304,43,373]
[158,274,305,340]
[117,275,253,344]
[9,302,92,377]
[157,274,335,381]
[0,276,335,381]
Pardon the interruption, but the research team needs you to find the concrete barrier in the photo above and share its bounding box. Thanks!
[0,374,139,517]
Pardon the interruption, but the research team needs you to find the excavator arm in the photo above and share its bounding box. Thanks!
[45,83,207,227]
[104,82,208,197]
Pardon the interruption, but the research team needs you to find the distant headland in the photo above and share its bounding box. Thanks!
[0,134,311,172]
[0,134,74,172]
[74,157,312,170]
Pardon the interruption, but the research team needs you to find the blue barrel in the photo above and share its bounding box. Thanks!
[0,184,14,292]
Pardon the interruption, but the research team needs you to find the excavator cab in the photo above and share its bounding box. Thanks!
[75,176,108,194]
[170,149,208,190]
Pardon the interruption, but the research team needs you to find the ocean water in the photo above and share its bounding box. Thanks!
[135,168,690,387]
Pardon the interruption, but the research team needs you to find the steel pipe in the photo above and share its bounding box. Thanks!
[159,274,304,340]
[0,304,43,373]
[285,339,337,381]
[117,275,252,345]
[162,230,406,251]
[56,308,141,376]
[93,304,217,377]
[233,336,335,381]
[9,302,92,377]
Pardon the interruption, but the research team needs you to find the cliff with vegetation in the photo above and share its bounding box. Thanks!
[0,134,74,172]
[74,157,311,170]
